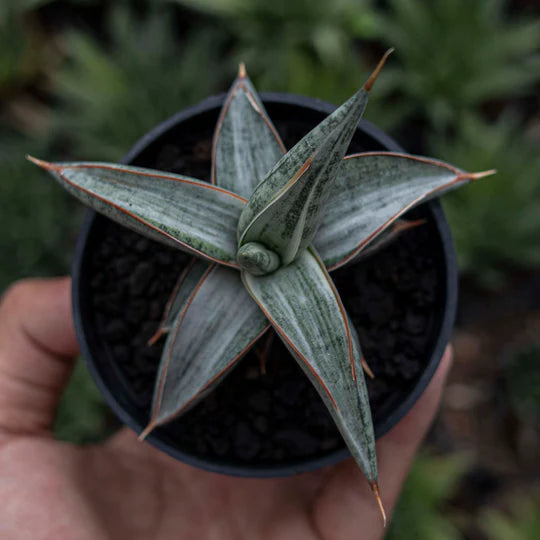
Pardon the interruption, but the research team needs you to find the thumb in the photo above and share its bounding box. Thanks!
[0,277,79,444]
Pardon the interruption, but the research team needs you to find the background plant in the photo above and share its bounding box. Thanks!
[53,5,228,160]
[478,488,540,540]
[0,136,82,291]
[173,0,378,101]
[505,344,540,428]
[370,0,540,134]
[386,453,469,540]
[433,115,540,287]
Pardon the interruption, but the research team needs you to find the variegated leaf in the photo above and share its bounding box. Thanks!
[28,157,246,267]
[237,50,394,263]
[242,247,378,486]
[315,152,495,270]
[148,258,209,345]
[212,64,285,198]
[142,264,269,435]
[238,111,361,266]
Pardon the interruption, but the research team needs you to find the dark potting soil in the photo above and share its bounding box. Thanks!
[85,108,444,466]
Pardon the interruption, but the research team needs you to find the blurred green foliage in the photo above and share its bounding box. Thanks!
[388,453,540,539]
[386,453,469,540]
[53,5,228,160]
[173,0,377,101]
[0,135,82,291]
[479,489,540,540]
[0,1,53,100]
[54,359,112,443]
[433,115,540,287]
[174,0,377,65]
[372,0,540,133]
[505,344,540,425]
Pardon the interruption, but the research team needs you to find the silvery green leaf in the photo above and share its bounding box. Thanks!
[315,152,496,270]
[28,157,246,267]
[212,64,285,198]
[242,247,378,487]
[148,258,209,345]
[238,116,359,266]
[237,51,394,264]
[142,264,269,435]
[236,92,366,263]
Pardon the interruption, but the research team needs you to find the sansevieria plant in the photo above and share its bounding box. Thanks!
[28,51,494,523]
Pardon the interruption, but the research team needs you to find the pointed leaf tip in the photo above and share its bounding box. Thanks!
[244,250,378,482]
[395,218,426,232]
[371,481,387,527]
[238,78,373,264]
[147,329,164,347]
[213,62,285,197]
[361,357,375,379]
[364,48,394,92]
[148,265,269,429]
[32,160,243,265]
[138,422,156,441]
[314,152,491,270]
[26,155,57,171]
[472,169,497,180]
[456,168,497,183]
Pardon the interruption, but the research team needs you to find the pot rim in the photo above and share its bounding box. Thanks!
[72,91,457,477]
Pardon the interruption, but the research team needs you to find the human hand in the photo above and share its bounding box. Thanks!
[0,277,452,540]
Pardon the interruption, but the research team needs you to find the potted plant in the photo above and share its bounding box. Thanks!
[29,51,493,521]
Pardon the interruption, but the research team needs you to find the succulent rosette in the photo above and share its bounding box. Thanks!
[29,51,493,521]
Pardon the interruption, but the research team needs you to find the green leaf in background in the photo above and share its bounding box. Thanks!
[479,489,540,540]
[0,138,82,292]
[386,453,470,540]
[371,0,540,132]
[53,5,228,160]
[21,0,101,8]
[173,0,377,74]
[0,0,53,101]
[54,359,112,444]
[143,264,268,436]
[173,0,245,15]
[433,115,540,287]
[314,152,494,270]
[172,0,378,108]
[278,47,371,105]
[212,63,285,198]
[30,159,246,266]
[243,247,381,516]
[505,344,540,425]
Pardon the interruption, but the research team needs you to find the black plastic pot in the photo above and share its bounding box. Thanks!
[72,92,458,477]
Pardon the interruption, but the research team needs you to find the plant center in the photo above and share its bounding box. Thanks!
[236,242,281,276]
